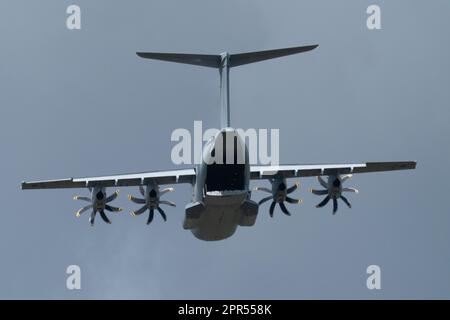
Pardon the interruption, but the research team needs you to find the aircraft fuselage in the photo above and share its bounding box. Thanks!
[183,128,259,241]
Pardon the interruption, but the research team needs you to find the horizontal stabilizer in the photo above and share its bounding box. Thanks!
[136,52,220,68]
[229,45,318,67]
[136,45,318,69]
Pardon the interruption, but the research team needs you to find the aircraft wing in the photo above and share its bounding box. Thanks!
[250,161,416,179]
[21,168,196,190]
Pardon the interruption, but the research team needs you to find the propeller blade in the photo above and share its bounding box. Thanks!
[147,209,154,225]
[105,205,123,212]
[254,187,272,193]
[160,187,174,195]
[76,205,92,217]
[156,207,167,221]
[332,197,338,214]
[318,176,328,188]
[106,190,120,203]
[89,210,96,226]
[341,174,352,183]
[343,187,359,193]
[269,201,276,217]
[139,185,145,196]
[258,196,273,206]
[285,196,302,204]
[279,202,291,216]
[128,195,146,204]
[316,195,330,208]
[131,205,147,216]
[340,195,352,208]
[159,200,176,207]
[99,210,111,224]
[73,196,90,202]
[287,182,300,194]
[309,188,328,196]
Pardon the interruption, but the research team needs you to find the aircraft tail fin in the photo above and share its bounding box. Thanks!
[137,45,318,128]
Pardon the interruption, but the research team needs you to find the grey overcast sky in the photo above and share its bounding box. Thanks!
[0,0,449,299]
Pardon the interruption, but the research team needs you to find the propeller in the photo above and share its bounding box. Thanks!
[310,174,359,214]
[73,187,122,226]
[128,181,175,225]
[254,176,302,217]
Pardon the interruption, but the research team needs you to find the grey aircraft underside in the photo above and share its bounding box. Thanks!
[21,45,416,241]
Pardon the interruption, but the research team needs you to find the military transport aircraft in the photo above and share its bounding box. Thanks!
[21,45,416,241]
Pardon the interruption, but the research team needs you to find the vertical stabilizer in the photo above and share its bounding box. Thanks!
[219,53,231,128]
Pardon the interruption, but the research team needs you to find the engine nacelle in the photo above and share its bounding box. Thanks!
[91,186,107,211]
[143,180,164,209]
[271,176,289,202]
[327,175,343,198]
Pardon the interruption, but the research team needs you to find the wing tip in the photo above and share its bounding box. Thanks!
[399,160,417,170]
[365,160,417,171]
[20,181,33,190]
[289,44,319,52]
